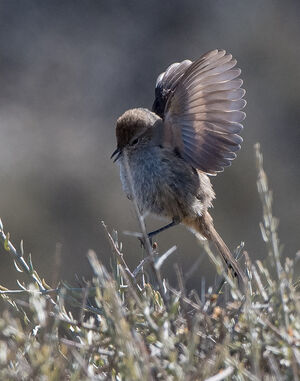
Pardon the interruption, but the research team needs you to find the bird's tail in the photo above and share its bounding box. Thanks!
[184,212,246,286]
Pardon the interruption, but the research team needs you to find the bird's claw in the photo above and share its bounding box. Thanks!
[138,235,157,250]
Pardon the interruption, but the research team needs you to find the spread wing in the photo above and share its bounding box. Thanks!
[154,49,246,175]
[152,59,192,118]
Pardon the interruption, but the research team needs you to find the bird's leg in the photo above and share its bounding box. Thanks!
[139,217,180,249]
[148,216,180,239]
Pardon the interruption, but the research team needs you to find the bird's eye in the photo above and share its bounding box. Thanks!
[131,138,139,146]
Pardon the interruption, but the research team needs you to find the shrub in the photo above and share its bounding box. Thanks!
[0,144,299,380]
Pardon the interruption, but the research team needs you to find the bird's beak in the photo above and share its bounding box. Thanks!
[110,147,122,162]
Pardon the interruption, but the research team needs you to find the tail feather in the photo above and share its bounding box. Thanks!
[184,212,246,286]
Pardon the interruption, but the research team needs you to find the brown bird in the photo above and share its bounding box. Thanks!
[111,49,246,284]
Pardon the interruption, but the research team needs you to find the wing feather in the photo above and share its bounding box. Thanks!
[152,59,192,118]
[160,49,246,174]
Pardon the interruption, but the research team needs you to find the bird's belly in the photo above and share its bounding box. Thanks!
[119,148,208,220]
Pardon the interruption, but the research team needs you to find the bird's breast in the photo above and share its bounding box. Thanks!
[118,146,165,213]
[118,145,210,220]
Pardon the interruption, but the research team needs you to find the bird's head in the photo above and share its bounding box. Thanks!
[111,108,160,162]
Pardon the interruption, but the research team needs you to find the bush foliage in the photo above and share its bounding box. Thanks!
[0,144,299,380]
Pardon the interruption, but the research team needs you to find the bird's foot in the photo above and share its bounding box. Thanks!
[138,235,158,250]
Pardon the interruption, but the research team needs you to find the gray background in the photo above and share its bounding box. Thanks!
[0,0,299,290]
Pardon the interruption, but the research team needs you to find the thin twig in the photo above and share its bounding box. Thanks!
[264,351,283,380]
[155,245,177,271]
[102,222,135,279]
[255,143,289,328]
[123,152,168,302]
[204,366,234,381]
[0,220,56,306]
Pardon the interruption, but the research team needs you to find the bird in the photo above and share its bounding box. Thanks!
[111,49,246,284]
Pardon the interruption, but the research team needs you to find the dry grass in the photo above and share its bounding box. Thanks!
[0,144,299,380]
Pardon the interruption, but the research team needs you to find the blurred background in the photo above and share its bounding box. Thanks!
[0,0,299,291]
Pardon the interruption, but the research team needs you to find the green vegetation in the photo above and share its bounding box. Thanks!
[0,144,299,380]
